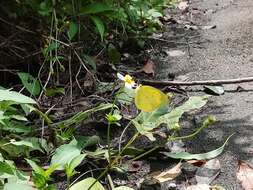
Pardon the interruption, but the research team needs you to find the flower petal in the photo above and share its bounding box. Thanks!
[117,73,125,81]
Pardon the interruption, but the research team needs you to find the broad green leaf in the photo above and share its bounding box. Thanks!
[114,187,134,190]
[116,87,135,105]
[17,72,41,96]
[3,183,33,190]
[133,96,208,140]
[91,16,105,41]
[69,154,86,171]
[0,90,36,104]
[51,140,81,169]
[81,3,112,14]
[69,177,105,190]
[68,22,78,41]
[75,135,100,150]
[158,96,208,130]
[10,140,34,148]
[162,134,233,160]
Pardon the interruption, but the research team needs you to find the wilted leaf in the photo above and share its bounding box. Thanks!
[201,25,216,30]
[237,160,253,190]
[196,159,221,184]
[166,50,185,57]
[162,134,233,160]
[69,177,105,190]
[153,163,182,183]
[139,59,155,75]
[204,86,224,95]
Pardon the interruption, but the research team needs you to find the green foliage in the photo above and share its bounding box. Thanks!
[17,72,41,96]
[162,134,234,160]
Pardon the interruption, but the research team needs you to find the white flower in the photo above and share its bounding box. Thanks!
[117,73,136,89]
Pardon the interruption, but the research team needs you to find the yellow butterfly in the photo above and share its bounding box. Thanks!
[134,85,169,112]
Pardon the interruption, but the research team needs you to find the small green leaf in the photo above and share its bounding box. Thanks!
[81,3,112,14]
[91,16,105,41]
[162,134,234,160]
[25,159,44,175]
[68,22,78,41]
[83,54,96,71]
[0,90,36,104]
[45,87,65,97]
[108,44,121,64]
[18,72,41,96]
[69,177,105,190]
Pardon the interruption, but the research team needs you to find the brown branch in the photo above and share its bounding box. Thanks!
[141,77,253,86]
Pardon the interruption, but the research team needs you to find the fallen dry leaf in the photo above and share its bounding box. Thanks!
[166,50,186,57]
[178,1,189,11]
[153,162,182,183]
[186,184,210,190]
[139,59,155,76]
[237,160,253,190]
[185,24,199,30]
[201,25,217,30]
[196,159,221,185]
[187,160,207,166]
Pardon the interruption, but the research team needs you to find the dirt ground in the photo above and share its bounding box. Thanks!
[155,0,253,189]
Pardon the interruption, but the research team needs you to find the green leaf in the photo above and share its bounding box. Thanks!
[57,103,113,128]
[81,3,113,14]
[159,96,208,130]
[83,54,96,71]
[0,161,14,175]
[25,159,44,175]
[204,86,224,95]
[45,87,65,97]
[91,16,105,41]
[3,183,33,190]
[69,177,105,190]
[68,22,78,41]
[133,96,208,140]
[0,90,36,104]
[18,72,41,96]
[162,134,234,160]
[66,154,86,177]
[108,44,121,64]
[51,140,81,169]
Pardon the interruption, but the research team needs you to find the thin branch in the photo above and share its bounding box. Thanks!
[142,77,253,86]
